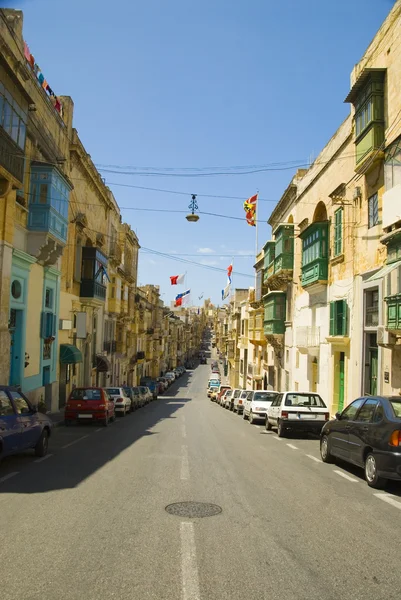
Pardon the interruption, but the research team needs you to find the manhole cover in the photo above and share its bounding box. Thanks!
[165,502,222,518]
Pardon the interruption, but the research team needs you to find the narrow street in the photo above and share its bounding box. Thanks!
[1,360,401,600]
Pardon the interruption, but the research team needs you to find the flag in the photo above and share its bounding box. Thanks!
[175,289,190,307]
[170,274,185,285]
[227,264,233,284]
[222,283,231,301]
[243,194,257,227]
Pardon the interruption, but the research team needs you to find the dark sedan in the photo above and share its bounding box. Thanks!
[320,396,401,488]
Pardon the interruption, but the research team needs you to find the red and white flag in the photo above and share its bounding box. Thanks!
[243,194,257,227]
[170,274,185,285]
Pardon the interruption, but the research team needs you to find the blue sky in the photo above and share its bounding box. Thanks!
[7,0,395,306]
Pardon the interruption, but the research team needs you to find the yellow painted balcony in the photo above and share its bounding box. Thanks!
[121,299,128,314]
[108,297,121,314]
[249,310,265,344]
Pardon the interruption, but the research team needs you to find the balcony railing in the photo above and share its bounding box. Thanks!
[80,280,106,301]
[296,326,320,348]
[137,351,145,360]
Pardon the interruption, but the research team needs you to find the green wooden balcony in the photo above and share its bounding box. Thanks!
[263,291,286,335]
[300,221,329,288]
[386,295,401,331]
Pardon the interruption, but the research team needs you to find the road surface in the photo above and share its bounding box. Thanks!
[1,363,401,600]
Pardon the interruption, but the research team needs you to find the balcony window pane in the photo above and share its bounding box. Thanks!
[18,120,26,149]
[82,258,94,280]
[39,184,48,204]
[11,110,19,143]
[3,100,12,134]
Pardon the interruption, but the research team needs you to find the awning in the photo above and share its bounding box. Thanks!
[366,260,401,282]
[60,344,83,364]
[96,354,111,372]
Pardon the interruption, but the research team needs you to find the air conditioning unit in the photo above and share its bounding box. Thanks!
[353,187,362,201]
[377,325,396,347]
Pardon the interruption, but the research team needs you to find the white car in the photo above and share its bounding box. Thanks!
[233,390,252,414]
[105,387,132,416]
[165,372,176,383]
[243,390,279,423]
[228,388,242,411]
[266,391,329,437]
[222,389,233,409]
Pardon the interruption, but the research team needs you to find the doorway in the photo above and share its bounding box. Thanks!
[369,348,378,396]
[43,366,52,411]
[335,351,345,412]
[311,358,318,392]
[9,308,23,387]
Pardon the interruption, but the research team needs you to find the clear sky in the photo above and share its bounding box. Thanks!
[5,0,396,306]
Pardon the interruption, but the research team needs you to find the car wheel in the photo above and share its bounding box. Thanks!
[265,417,272,431]
[249,412,254,425]
[320,435,334,463]
[34,429,49,457]
[103,413,109,427]
[365,452,387,489]
[243,410,248,420]
[277,420,286,438]
[110,413,116,422]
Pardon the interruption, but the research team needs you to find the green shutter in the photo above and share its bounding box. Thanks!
[341,300,348,336]
[329,302,335,336]
[334,209,342,256]
[52,314,57,337]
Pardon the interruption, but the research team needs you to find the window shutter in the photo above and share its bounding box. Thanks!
[329,302,335,336]
[40,311,47,338]
[341,300,348,336]
[52,313,57,337]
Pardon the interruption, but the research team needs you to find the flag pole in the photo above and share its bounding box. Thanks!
[255,190,259,258]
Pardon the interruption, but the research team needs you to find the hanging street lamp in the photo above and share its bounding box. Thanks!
[186,194,199,222]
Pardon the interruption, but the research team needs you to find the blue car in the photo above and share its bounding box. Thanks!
[0,386,53,461]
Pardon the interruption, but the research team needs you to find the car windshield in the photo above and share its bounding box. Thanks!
[284,393,326,408]
[253,392,277,402]
[225,390,232,397]
[389,398,401,419]
[106,388,121,395]
[70,389,101,400]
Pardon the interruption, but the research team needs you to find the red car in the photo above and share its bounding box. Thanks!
[65,387,115,426]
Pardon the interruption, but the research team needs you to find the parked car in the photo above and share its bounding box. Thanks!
[123,387,141,411]
[65,387,115,426]
[140,378,159,400]
[320,395,401,488]
[222,389,233,409]
[243,390,279,423]
[200,356,207,364]
[139,386,152,403]
[266,391,329,437]
[208,381,220,398]
[0,386,53,460]
[217,385,231,405]
[165,372,176,384]
[105,387,132,416]
[234,390,252,414]
[132,386,147,407]
[228,388,242,411]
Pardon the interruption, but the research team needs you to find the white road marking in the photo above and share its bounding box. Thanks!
[272,436,283,441]
[34,454,53,463]
[0,472,19,483]
[374,493,401,510]
[180,522,200,600]
[182,423,187,439]
[95,428,103,432]
[333,470,359,483]
[62,435,89,449]
[287,444,299,450]
[181,445,190,481]
[306,454,322,463]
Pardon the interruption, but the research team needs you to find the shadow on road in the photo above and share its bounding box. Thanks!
[0,397,191,495]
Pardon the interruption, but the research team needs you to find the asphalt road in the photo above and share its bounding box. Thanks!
[1,362,401,600]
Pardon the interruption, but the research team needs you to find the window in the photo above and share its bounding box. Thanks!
[284,393,326,408]
[0,84,27,150]
[389,398,401,419]
[0,391,15,416]
[329,300,348,336]
[365,289,379,327]
[385,137,401,191]
[45,288,53,309]
[373,403,384,423]
[368,193,379,228]
[39,184,48,204]
[10,391,31,414]
[254,392,278,402]
[334,208,343,256]
[40,311,56,338]
[356,398,378,422]
[240,359,244,374]
[341,398,365,420]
